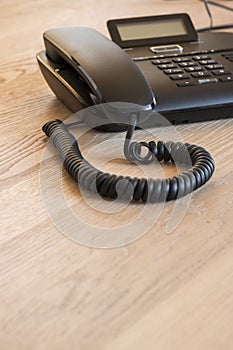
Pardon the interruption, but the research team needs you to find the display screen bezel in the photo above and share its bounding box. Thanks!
[107,14,198,48]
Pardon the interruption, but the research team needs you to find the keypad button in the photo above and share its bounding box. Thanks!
[212,70,231,76]
[185,66,204,73]
[164,68,184,74]
[219,76,233,82]
[205,64,224,70]
[151,59,172,65]
[157,63,177,70]
[178,62,198,67]
[170,74,190,80]
[198,78,218,85]
[191,72,211,78]
[173,57,191,63]
[193,55,211,61]
[177,81,197,87]
[199,60,217,65]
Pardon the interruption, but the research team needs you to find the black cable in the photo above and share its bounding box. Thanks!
[203,0,214,28]
[202,0,233,31]
[42,119,215,203]
[207,1,233,12]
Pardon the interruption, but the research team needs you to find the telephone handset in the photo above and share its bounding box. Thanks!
[37,26,155,130]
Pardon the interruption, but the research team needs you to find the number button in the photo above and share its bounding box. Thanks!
[170,74,190,80]
[205,64,224,70]
[173,57,191,63]
[199,60,216,65]
[212,69,231,76]
[179,62,198,67]
[185,66,204,73]
[164,68,184,74]
[151,59,172,65]
[157,64,177,70]
[193,55,211,61]
[191,71,211,78]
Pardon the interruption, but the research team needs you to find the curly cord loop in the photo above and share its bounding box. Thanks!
[42,119,215,203]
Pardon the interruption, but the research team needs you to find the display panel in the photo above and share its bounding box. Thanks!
[107,14,198,48]
[117,19,188,41]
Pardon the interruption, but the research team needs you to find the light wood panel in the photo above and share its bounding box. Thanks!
[0,1,233,349]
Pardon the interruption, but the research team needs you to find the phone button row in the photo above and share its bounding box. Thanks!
[177,75,233,87]
[177,78,218,87]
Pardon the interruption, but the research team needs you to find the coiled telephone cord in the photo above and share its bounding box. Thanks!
[42,119,215,203]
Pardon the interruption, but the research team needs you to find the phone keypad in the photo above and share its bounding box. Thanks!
[151,50,233,87]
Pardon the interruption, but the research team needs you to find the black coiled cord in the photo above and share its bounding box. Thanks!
[42,119,215,203]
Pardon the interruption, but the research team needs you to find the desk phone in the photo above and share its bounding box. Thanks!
[36,14,226,203]
[37,13,233,130]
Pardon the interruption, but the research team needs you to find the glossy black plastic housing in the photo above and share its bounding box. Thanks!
[37,25,233,131]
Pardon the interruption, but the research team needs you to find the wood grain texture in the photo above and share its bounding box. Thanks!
[0,1,233,349]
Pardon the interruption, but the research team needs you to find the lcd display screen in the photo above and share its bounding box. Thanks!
[117,18,187,41]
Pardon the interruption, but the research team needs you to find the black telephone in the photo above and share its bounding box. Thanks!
[37,13,233,131]
[37,14,223,203]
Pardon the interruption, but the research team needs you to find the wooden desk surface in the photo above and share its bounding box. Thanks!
[1,1,233,349]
